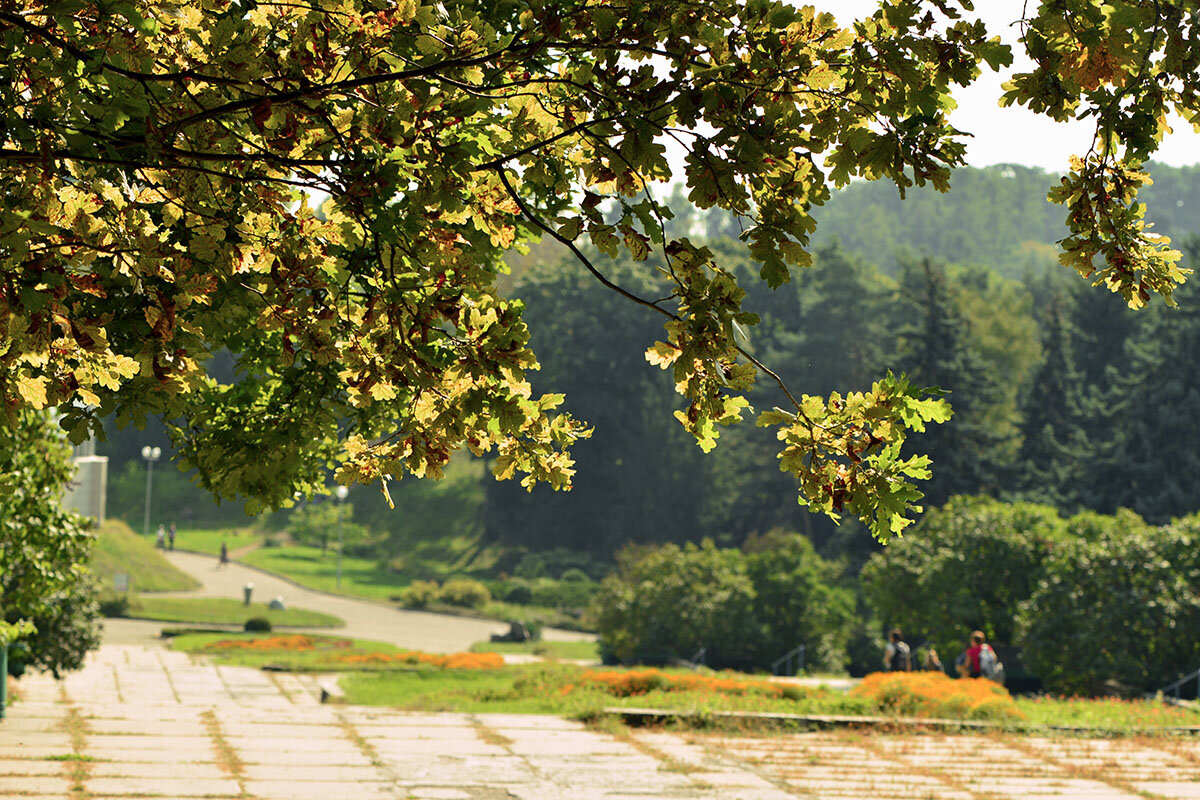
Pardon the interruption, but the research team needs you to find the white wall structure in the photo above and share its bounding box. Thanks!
[63,439,108,522]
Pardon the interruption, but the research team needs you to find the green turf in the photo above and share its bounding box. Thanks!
[173,526,268,557]
[126,597,343,628]
[239,545,411,601]
[91,520,200,592]
[470,640,600,661]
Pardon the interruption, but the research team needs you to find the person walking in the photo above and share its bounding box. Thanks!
[218,541,229,568]
[957,630,999,679]
[155,524,166,549]
[882,628,911,671]
[168,522,176,551]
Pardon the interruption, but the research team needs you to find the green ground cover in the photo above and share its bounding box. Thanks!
[470,640,600,661]
[125,597,343,628]
[91,520,200,592]
[239,545,411,601]
[1013,695,1200,731]
[174,526,267,557]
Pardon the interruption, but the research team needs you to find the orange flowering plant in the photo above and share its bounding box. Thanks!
[851,671,1022,721]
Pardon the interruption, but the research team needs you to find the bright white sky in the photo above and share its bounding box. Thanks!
[814,0,1200,169]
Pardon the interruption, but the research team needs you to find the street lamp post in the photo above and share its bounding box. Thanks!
[141,445,161,536]
[335,485,349,588]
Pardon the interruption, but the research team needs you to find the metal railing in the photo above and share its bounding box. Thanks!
[771,645,806,676]
[1159,667,1200,704]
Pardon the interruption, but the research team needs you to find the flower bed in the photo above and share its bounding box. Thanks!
[851,671,1023,721]
[332,651,504,670]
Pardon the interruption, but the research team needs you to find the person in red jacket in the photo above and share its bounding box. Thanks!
[958,630,997,679]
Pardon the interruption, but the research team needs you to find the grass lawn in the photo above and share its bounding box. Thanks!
[175,526,268,557]
[125,597,343,628]
[470,640,600,661]
[91,520,200,592]
[239,545,411,601]
[1014,694,1200,731]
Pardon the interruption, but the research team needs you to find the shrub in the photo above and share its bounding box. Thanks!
[861,497,1072,662]
[1017,517,1200,696]
[437,578,491,608]
[244,617,272,633]
[529,577,598,610]
[98,593,131,618]
[592,540,757,668]
[743,530,855,673]
[502,580,533,605]
[559,568,590,583]
[513,549,607,581]
[850,671,1022,721]
[400,580,440,609]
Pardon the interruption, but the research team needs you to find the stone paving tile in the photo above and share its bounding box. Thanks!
[240,763,394,781]
[85,775,242,796]
[0,745,75,759]
[1133,782,1200,798]
[0,757,70,776]
[242,779,401,799]
[87,760,231,779]
[0,774,73,795]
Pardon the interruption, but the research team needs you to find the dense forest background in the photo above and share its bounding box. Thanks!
[98,162,1200,574]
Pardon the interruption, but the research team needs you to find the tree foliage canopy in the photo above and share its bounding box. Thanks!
[3,0,1196,538]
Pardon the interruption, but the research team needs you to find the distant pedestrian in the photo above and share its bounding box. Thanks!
[168,522,176,551]
[957,630,1000,680]
[218,542,229,568]
[882,628,911,671]
[922,646,944,672]
[155,524,166,549]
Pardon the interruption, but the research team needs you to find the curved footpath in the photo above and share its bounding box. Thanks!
[108,549,593,654]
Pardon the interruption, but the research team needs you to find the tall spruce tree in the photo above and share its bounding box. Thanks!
[1015,294,1089,509]
[893,260,1011,508]
[1099,236,1200,522]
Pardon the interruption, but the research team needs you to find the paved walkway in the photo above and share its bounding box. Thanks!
[154,550,593,654]
[7,646,1200,799]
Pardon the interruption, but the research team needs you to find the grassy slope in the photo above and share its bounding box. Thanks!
[128,597,343,628]
[91,519,200,592]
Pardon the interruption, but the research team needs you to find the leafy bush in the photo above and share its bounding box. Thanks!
[529,577,599,610]
[98,593,132,618]
[400,580,440,609]
[1017,516,1200,696]
[861,497,1070,662]
[593,535,853,672]
[501,580,533,605]
[437,579,491,608]
[244,617,272,632]
[850,671,1022,721]
[513,549,608,581]
[743,530,855,672]
[593,540,757,668]
[559,568,590,583]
